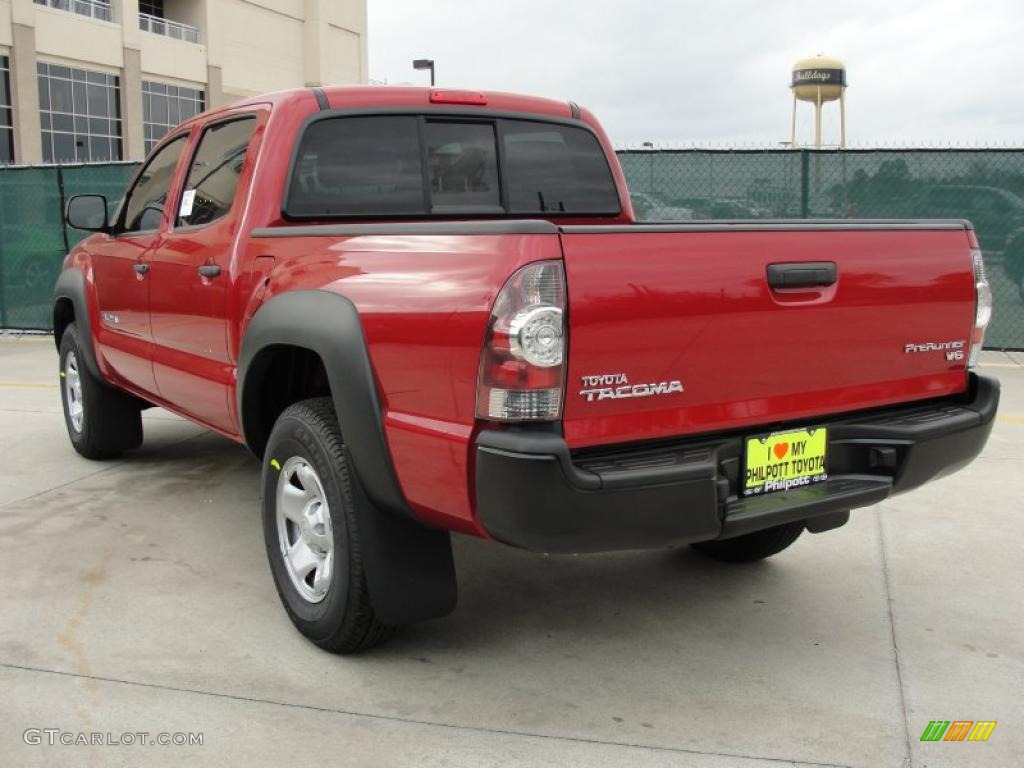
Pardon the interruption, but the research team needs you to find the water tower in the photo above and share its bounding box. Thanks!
[790,55,847,148]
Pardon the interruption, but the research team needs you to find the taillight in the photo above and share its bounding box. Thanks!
[477,261,566,421]
[969,248,992,368]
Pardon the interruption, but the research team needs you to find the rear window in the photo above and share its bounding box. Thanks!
[502,121,621,214]
[284,115,619,218]
[287,116,424,217]
[425,121,502,214]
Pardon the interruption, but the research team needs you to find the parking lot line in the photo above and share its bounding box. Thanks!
[0,661,856,768]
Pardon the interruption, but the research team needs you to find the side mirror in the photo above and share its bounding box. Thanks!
[65,194,110,232]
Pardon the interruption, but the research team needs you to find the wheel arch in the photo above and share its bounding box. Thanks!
[238,289,413,521]
[239,343,332,456]
[239,290,457,625]
[52,268,102,379]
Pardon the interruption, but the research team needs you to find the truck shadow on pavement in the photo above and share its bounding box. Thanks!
[383,536,825,656]
[111,427,855,658]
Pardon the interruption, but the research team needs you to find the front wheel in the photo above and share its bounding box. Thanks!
[262,397,394,654]
[59,323,142,459]
[690,521,804,563]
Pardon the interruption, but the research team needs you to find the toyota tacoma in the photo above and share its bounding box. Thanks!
[53,86,999,652]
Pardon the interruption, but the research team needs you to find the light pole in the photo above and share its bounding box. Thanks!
[412,59,435,86]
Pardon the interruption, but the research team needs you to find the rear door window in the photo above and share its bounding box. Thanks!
[284,114,619,218]
[178,116,257,227]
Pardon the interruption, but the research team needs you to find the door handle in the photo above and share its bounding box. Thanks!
[766,262,837,289]
[197,265,221,279]
[133,263,150,275]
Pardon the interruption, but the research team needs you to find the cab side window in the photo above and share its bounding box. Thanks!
[121,134,188,234]
[178,117,257,227]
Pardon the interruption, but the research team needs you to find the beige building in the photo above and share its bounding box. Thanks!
[0,0,367,164]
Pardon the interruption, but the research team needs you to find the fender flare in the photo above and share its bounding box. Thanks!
[238,289,410,519]
[238,290,456,624]
[52,268,103,379]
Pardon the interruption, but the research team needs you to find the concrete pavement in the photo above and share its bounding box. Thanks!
[1,336,1021,767]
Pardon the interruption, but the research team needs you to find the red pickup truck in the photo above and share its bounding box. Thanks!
[54,86,998,653]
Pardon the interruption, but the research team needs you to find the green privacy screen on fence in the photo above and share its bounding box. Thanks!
[0,161,138,330]
[1,150,1022,348]
[618,149,1024,349]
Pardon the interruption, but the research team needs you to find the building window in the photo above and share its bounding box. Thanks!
[0,56,13,164]
[143,81,204,155]
[37,62,122,163]
[33,0,113,23]
[139,0,164,17]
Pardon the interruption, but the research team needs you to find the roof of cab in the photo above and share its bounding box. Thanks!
[202,85,577,122]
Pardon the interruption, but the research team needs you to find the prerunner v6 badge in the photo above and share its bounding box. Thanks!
[744,427,828,496]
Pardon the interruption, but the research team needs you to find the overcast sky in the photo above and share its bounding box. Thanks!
[368,0,1023,148]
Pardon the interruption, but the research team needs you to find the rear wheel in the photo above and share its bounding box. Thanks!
[59,323,143,459]
[690,521,804,563]
[262,397,394,654]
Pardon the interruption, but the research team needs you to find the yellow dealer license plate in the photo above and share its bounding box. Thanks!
[743,427,828,496]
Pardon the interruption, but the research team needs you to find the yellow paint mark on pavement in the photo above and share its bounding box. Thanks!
[998,415,1024,425]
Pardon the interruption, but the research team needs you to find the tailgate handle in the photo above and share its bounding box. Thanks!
[766,262,837,289]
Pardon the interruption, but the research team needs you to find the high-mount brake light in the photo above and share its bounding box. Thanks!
[969,248,992,367]
[429,90,487,105]
[476,261,566,421]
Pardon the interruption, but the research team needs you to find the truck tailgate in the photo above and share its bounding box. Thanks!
[559,223,976,449]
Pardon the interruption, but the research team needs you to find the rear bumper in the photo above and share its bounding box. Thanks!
[474,373,999,553]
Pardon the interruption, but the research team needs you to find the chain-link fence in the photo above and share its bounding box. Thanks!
[619,148,1024,349]
[0,162,138,329]
[1,151,1023,348]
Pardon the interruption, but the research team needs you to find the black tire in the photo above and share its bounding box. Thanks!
[58,323,143,460]
[690,521,804,563]
[262,397,394,654]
